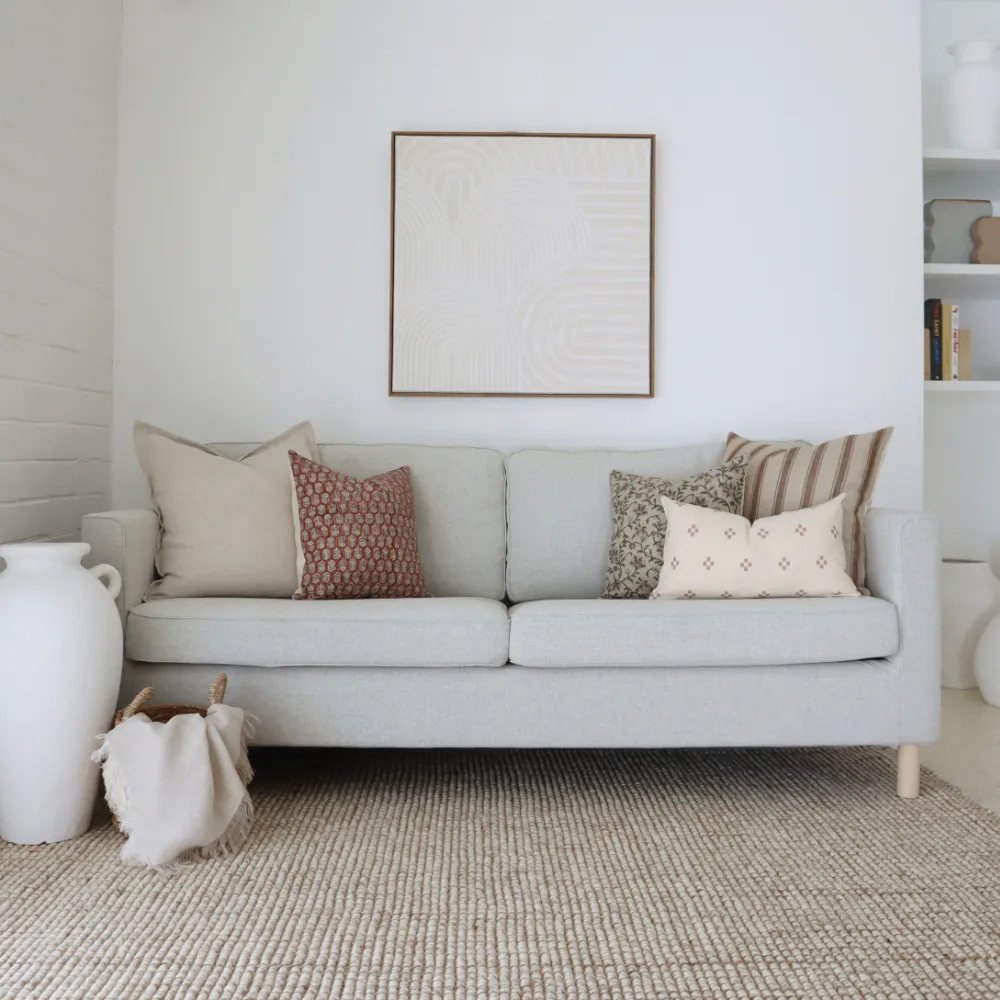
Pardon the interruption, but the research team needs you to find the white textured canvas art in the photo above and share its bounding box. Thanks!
[390,132,654,396]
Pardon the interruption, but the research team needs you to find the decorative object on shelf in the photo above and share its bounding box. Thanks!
[972,217,1000,263]
[0,542,122,845]
[945,40,1000,150]
[924,199,993,263]
[941,559,999,689]
[390,131,655,397]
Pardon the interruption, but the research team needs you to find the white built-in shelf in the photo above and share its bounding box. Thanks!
[925,381,1000,393]
[924,263,1000,297]
[924,148,1000,172]
[924,263,1000,277]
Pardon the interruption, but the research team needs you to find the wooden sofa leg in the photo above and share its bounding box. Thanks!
[897,744,920,799]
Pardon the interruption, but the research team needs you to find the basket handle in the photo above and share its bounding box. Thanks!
[121,687,154,720]
[209,673,228,705]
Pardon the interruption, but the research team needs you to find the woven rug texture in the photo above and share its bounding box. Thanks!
[1,746,999,999]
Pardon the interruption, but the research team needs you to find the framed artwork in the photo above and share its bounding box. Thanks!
[389,131,655,397]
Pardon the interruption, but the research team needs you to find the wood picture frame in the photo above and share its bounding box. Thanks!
[389,131,656,397]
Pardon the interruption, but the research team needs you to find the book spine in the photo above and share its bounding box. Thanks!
[924,298,943,380]
[941,304,953,380]
[951,304,960,379]
[959,328,971,381]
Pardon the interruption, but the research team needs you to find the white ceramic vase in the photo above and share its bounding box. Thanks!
[946,40,1000,150]
[0,542,122,845]
[974,614,1000,706]
[940,559,999,689]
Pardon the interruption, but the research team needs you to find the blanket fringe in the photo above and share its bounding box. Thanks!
[234,713,258,786]
[198,790,255,861]
[92,733,136,840]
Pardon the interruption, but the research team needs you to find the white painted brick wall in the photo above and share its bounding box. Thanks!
[0,2,121,543]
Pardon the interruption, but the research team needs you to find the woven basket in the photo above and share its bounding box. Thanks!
[107,673,229,831]
[114,673,228,727]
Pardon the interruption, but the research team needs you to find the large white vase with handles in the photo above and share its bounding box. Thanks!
[0,542,122,844]
[946,40,1000,150]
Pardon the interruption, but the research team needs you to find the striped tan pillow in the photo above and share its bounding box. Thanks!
[723,428,893,590]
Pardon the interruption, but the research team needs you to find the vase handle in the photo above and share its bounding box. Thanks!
[90,563,122,602]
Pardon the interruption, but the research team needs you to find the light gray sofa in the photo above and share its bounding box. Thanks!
[82,440,941,797]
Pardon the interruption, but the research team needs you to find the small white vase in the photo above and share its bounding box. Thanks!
[0,542,122,844]
[945,40,1000,150]
[940,559,999,689]
[974,615,1000,706]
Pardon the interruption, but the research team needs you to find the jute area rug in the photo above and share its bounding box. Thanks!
[1,747,998,999]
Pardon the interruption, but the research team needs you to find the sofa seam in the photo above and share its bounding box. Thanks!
[508,610,893,622]
[128,659,509,668]
[129,616,509,626]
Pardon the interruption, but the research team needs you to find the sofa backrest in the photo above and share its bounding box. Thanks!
[505,444,725,602]
[212,442,507,600]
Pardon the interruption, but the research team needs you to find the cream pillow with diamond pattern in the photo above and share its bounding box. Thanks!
[651,494,859,600]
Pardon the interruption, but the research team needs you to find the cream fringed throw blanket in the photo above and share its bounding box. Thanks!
[94,705,254,870]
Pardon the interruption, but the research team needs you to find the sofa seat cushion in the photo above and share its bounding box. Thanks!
[127,597,510,668]
[507,598,898,668]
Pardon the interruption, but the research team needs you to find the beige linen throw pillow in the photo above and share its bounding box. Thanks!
[135,421,319,599]
[652,495,859,600]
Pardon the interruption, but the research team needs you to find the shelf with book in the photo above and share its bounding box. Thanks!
[922,151,1000,388]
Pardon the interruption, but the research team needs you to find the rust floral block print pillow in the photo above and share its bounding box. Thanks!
[289,451,431,600]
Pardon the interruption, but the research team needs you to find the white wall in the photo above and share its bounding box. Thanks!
[113,0,924,510]
[0,2,121,543]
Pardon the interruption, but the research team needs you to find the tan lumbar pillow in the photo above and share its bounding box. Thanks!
[651,494,859,600]
[135,422,319,600]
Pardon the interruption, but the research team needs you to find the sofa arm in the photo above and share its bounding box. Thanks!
[864,507,941,744]
[82,510,159,622]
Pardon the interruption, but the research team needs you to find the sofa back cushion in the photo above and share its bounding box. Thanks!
[505,444,725,601]
[211,442,507,599]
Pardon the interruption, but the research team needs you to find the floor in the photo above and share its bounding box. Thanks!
[924,688,1000,811]
[6,745,1000,998]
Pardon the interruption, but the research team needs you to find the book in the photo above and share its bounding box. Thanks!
[924,328,931,380]
[941,304,953,380]
[924,298,943,380]
[950,304,960,380]
[958,328,971,380]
